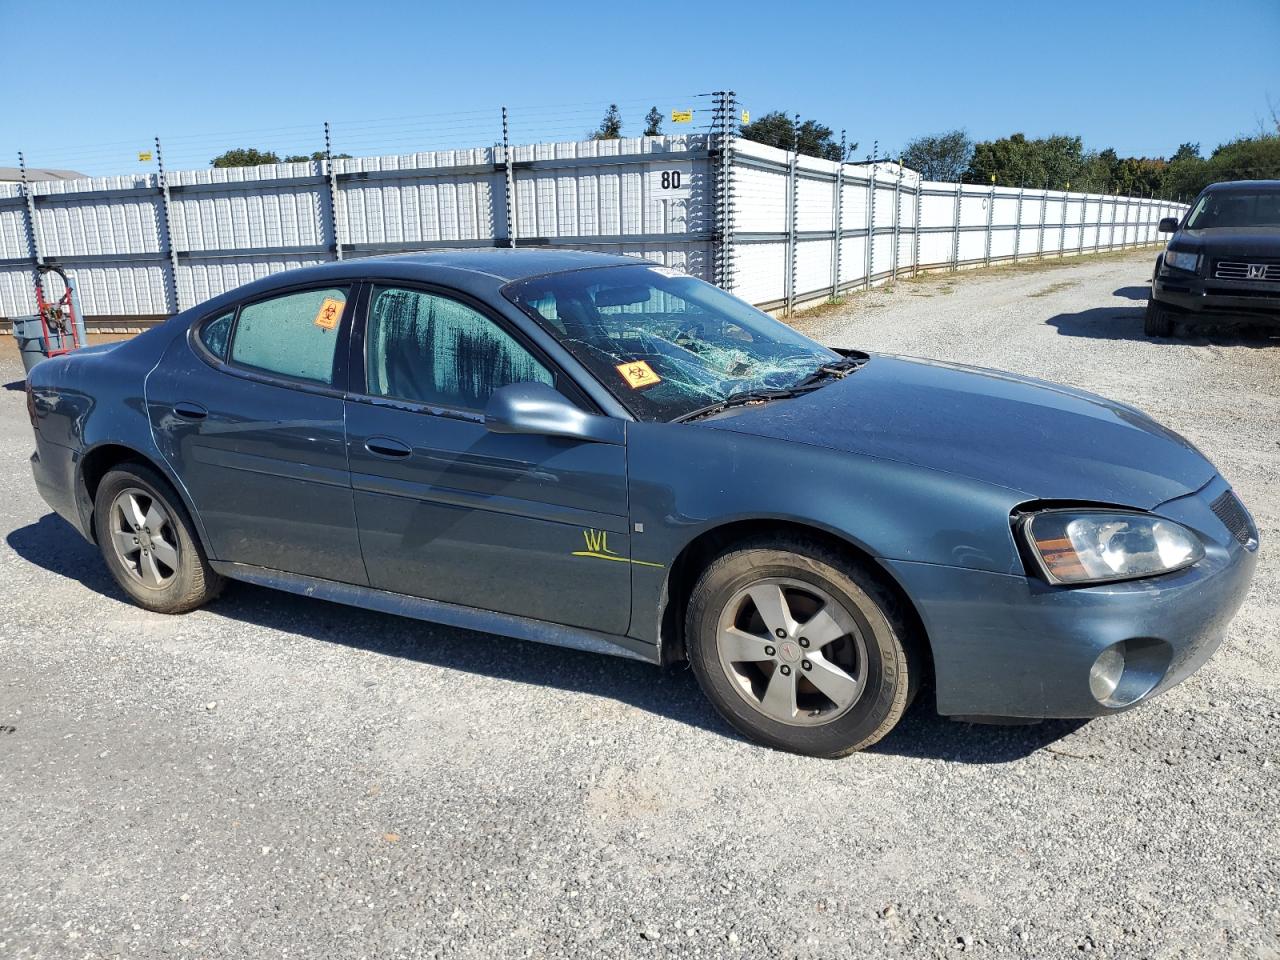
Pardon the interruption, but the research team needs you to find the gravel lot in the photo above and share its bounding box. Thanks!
[1,250,1277,960]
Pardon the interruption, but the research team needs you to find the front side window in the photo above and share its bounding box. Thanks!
[229,286,349,385]
[503,264,838,421]
[364,285,553,410]
[1186,190,1280,229]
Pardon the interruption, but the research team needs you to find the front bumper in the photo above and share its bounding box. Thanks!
[1154,269,1280,318]
[884,475,1259,719]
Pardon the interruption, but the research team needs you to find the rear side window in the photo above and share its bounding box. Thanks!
[198,311,234,359]
[230,286,349,385]
[364,285,552,409]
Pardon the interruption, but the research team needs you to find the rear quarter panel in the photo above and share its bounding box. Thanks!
[27,324,185,537]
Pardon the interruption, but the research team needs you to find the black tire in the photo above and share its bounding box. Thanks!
[93,461,223,614]
[685,537,920,758]
[1144,298,1175,337]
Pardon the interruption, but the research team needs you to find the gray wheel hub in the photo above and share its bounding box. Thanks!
[108,487,180,590]
[715,576,868,727]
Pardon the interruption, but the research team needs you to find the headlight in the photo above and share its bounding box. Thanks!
[1022,510,1204,585]
[1163,249,1200,273]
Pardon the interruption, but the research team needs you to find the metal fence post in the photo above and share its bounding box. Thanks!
[785,115,799,316]
[830,131,845,299]
[16,152,44,301]
[323,122,344,261]
[501,106,518,250]
[1056,191,1066,258]
[1037,186,1047,259]
[983,181,995,266]
[891,165,903,281]
[950,181,961,272]
[153,138,182,314]
[1094,192,1104,253]
[912,177,922,278]
[864,165,876,287]
[711,91,738,291]
[1013,186,1024,263]
[1076,190,1086,257]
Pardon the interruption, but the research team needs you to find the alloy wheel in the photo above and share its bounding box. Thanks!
[715,577,867,726]
[108,487,180,590]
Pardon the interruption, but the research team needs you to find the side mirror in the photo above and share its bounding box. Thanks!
[483,382,623,444]
[1158,217,1179,233]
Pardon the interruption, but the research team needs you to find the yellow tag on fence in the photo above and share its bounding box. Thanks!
[671,110,693,124]
[313,297,345,330]
[616,360,662,389]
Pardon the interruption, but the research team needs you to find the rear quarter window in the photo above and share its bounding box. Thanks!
[198,311,234,359]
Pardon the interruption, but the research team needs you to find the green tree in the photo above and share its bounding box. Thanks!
[900,129,973,181]
[593,104,623,140]
[740,111,851,161]
[966,133,1087,188]
[1160,135,1280,198]
[282,151,353,162]
[211,147,280,168]
[643,106,663,137]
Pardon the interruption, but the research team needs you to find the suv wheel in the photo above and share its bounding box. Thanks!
[685,538,920,757]
[93,462,223,614]
[1144,299,1176,337]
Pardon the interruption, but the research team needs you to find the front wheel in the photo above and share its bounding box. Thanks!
[1144,298,1176,337]
[93,462,223,614]
[685,539,920,757]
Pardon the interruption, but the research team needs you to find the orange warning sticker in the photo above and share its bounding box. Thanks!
[616,360,662,389]
[313,297,345,330]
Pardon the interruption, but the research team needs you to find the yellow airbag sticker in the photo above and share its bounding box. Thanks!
[616,360,661,389]
[313,297,345,330]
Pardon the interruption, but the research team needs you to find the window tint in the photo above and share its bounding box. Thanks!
[199,311,234,359]
[365,285,553,409]
[229,287,349,385]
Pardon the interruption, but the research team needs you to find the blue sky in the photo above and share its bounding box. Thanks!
[2,0,1277,176]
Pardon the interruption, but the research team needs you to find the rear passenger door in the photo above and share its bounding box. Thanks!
[148,284,367,585]
[344,282,632,634]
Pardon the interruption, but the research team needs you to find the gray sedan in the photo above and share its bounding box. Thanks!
[25,251,1259,756]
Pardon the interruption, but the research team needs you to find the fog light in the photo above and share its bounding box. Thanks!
[1089,646,1125,702]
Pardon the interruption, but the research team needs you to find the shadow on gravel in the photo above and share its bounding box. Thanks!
[1112,285,1151,300]
[3,379,25,392]
[10,512,1084,764]
[1048,306,1280,346]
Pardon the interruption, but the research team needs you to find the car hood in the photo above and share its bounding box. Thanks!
[698,354,1215,509]
[1176,226,1280,257]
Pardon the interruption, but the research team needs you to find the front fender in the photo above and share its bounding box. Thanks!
[624,422,1032,646]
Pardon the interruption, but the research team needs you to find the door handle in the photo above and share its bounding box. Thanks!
[364,436,412,459]
[173,401,208,421]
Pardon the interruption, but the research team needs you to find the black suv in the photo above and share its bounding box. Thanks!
[1147,180,1280,336]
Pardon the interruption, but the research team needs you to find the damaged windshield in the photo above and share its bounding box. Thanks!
[503,264,840,421]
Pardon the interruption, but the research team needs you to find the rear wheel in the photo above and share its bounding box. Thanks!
[93,462,223,614]
[685,538,919,757]
[1144,298,1176,337]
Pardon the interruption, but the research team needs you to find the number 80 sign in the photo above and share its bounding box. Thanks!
[648,162,692,199]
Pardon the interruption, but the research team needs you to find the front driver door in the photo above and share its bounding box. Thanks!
[147,284,366,585]
[344,283,631,634]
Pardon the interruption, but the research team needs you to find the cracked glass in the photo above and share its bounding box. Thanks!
[503,264,838,421]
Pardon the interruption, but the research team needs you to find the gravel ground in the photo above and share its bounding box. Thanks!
[1,250,1277,960]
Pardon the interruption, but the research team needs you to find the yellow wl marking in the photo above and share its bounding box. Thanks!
[572,528,665,569]
[581,528,619,555]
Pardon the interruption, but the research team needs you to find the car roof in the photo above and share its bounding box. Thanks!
[179,248,654,321]
[1202,180,1280,193]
